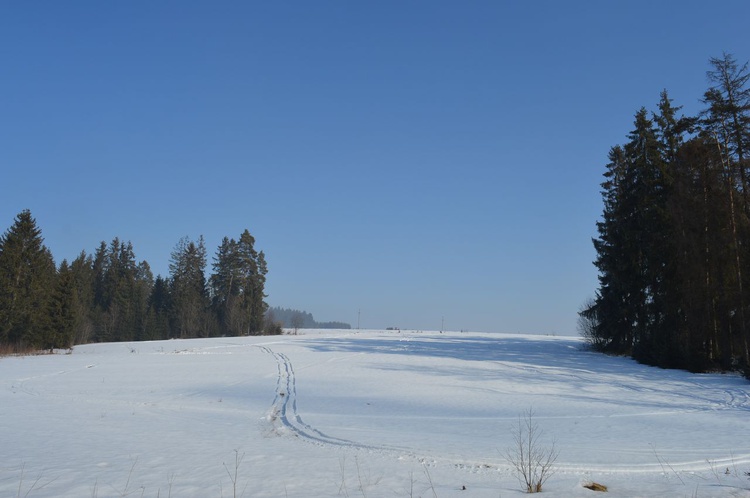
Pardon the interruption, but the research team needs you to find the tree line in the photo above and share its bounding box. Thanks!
[0,210,279,352]
[267,306,351,331]
[581,53,750,376]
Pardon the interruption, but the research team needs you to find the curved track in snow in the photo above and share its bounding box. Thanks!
[257,345,433,464]
[255,340,750,479]
[256,344,543,479]
[258,346,392,449]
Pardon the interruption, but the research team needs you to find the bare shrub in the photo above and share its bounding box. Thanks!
[263,317,283,336]
[578,297,605,350]
[337,455,381,498]
[505,408,559,493]
[222,449,247,498]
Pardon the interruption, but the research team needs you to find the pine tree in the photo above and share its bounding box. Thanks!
[702,53,750,205]
[132,260,153,341]
[91,241,109,341]
[653,92,703,368]
[237,230,268,334]
[146,275,172,339]
[587,108,670,361]
[169,236,212,338]
[0,210,56,349]
[70,251,96,345]
[210,236,242,334]
[701,52,750,368]
[210,230,269,335]
[647,91,700,367]
[47,260,78,350]
[674,135,734,369]
[588,145,635,352]
[251,249,268,333]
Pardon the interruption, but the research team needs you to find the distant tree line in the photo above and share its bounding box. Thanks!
[0,210,279,352]
[267,306,351,330]
[581,53,750,376]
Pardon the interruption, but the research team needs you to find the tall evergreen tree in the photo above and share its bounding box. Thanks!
[588,109,669,361]
[132,260,154,341]
[47,260,78,350]
[702,53,750,204]
[91,240,109,341]
[0,210,56,349]
[146,275,172,340]
[210,236,242,334]
[69,251,96,345]
[210,230,269,335]
[253,249,269,332]
[170,236,212,338]
[653,92,703,368]
[701,52,750,367]
[682,135,737,369]
[625,108,670,364]
[237,230,268,334]
[587,145,630,352]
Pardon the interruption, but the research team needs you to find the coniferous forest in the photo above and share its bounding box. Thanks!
[0,211,278,352]
[581,53,750,376]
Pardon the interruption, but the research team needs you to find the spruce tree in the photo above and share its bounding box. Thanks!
[653,92,698,368]
[210,230,268,335]
[587,109,670,361]
[169,236,212,338]
[0,210,56,349]
[70,251,96,344]
[251,249,268,333]
[132,260,154,341]
[210,236,241,334]
[702,53,750,204]
[675,135,733,369]
[701,53,750,368]
[146,275,172,339]
[237,230,267,334]
[589,145,633,352]
[47,260,78,350]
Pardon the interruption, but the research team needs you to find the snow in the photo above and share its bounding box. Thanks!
[1,330,748,497]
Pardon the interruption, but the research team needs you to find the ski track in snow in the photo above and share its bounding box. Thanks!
[253,341,750,477]
[14,363,98,397]
[725,387,750,410]
[258,345,411,454]
[254,344,485,474]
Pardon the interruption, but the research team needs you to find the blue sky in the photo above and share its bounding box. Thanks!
[2,2,748,333]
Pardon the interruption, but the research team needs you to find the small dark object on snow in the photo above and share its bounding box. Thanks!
[461,485,466,490]
[583,482,608,492]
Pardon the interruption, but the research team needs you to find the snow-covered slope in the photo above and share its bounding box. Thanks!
[1,330,748,497]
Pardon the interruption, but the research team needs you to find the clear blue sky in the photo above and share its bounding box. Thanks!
[2,2,748,333]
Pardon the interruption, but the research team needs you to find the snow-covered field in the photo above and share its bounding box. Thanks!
[1,330,748,497]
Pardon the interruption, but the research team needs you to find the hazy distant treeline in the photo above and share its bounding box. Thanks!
[267,306,351,330]
[581,53,750,377]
